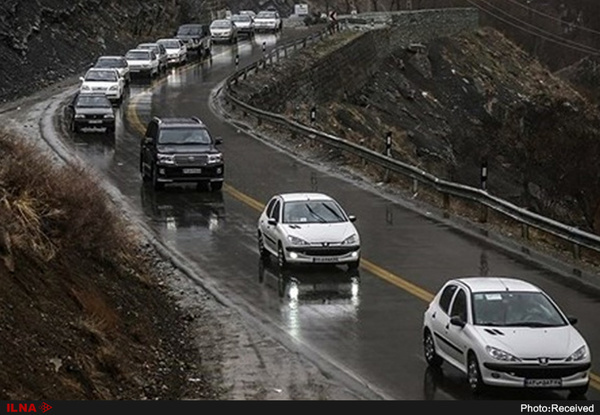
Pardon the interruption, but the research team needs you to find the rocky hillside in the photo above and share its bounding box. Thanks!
[232,25,600,234]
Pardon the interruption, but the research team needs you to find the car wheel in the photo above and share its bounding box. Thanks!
[151,164,164,190]
[210,181,223,192]
[277,243,287,269]
[569,382,589,398]
[423,329,443,368]
[467,352,486,395]
[258,232,269,260]
[69,119,77,133]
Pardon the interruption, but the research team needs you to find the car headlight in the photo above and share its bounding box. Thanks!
[485,346,521,362]
[565,345,588,362]
[81,85,91,91]
[342,234,359,245]
[74,114,85,119]
[207,153,222,164]
[157,154,175,165]
[109,85,117,91]
[288,235,309,246]
[103,114,114,119]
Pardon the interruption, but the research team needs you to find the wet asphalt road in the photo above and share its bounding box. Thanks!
[59,28,600,400]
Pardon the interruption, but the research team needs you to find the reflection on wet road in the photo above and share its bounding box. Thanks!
[57,28,600,400]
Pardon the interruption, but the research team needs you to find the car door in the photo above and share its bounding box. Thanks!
[429,283,458,362]
[263,198,282,254]
[141,121,158,175]
[444,287,470,370]
[259,198,277,253]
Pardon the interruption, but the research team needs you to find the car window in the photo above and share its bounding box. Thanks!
[76,95,111,108]
[158,40,181,49]
[270,200,281,221]
[211,20,231,28]
[85,70,117,82]
[282,200,346,224]
[265,198,277,218]
[158,128,212,145]
[438,284,458,315]
[472,291,567,327]
[126,50,150,60]
[449,288,467,322]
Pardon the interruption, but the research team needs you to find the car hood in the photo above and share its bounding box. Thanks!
[127,59,152,65]
[234,22,252,28]
[157,144,218,154]
[283,222,358,244]
[163,48,182,54]
[474,325,587,359]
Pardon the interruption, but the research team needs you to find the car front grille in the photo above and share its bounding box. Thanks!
[287,246,359,256]
[483,362,591,378]
[174,154,209,166]
[92,86,108,91]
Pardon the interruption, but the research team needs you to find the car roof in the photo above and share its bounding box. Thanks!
[86,67,118,73]
[179,23,203,28]
[157,38,181,43]
[126,49,152,54]
[97,55,125,60]
[138,42,159,46]
[452,277,541,293]
[277,193,336,202]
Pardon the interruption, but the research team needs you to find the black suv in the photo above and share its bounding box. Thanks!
[140,117,224,191]
[64,92,115,135]
[175,24,212,58]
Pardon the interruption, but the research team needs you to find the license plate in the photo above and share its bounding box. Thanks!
[183,168,202,174]
[524,379,562,388]
[313,257,340,263]
[88,120,103,124]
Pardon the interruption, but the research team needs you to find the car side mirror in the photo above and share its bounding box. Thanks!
[568,316,578,325]
[143,136,154,145]
[450,315,466,328]
[348,215,356,222]
[268,218,277,226]
[215,137,223,145]
[79,76,85,82]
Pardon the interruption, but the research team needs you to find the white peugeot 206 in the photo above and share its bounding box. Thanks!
[257,192,360,270]
[423,276,591,397]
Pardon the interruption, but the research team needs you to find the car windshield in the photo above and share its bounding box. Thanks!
[126,51,150,60]
[472,291,567,327]
[158,40,180,49]
[177,26,201,35]
[76,95,111,108]
[138,44,157,51]
[158,128,212,145]
[85,70,117,82]
[211,20,230,28]
[283,201,346,224]
[96,58,126,68]
[232,15,250,22]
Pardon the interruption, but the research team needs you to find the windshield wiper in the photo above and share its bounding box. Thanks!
[306,205,327,223]
[503,322,558,327]
[320,203,343,222]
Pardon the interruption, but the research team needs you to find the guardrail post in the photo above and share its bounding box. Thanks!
[243,67,248,80]
[412,178,418,195]
[284,47,288,59]
[480,205,488,223]
[262,41,266,55]
[384,132,392,157]
[310,106,316,124]
[572,243,580,260]
[443,193,450,217]
[481,159,488,191]
[521,223,529,240]
[235,54,239,69]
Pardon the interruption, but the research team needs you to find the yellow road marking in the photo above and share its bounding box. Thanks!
[126,51,600,395]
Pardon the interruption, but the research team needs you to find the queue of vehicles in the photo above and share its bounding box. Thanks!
[65,6,594,399]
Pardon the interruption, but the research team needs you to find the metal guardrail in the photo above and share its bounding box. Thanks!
[221,22,600,265]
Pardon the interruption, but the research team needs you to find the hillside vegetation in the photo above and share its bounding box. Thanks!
[0,132,220,399]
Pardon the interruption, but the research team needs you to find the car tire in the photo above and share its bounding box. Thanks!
[277,243,287,269]
[151,164,164,190]
[423,329,443,368]
[348,258,360,270]
[258,232,269,260]
[569,382,589,398]
[210,181,223,192]
[467,352,486,395]
[69,119,77,133]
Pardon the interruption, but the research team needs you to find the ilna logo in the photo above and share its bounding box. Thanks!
[6,403,52,413]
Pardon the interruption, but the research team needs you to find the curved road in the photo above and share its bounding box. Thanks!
[56,28,600,400]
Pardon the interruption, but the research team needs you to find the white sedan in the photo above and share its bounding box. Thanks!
[79,68,125,104]
[257,193,361,269]
[423,277,591,397]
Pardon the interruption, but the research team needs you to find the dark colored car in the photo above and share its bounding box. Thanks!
[140,116,224,191]
[64,92,115,135]
[175,23,212,58]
